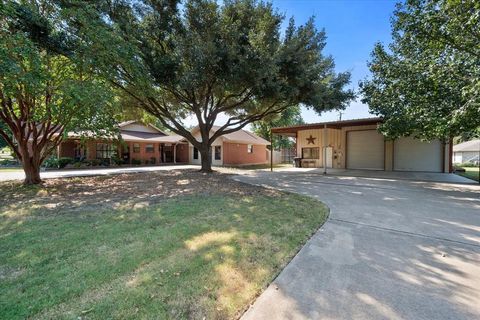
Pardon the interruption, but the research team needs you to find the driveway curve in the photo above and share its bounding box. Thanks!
[235,171,480,320]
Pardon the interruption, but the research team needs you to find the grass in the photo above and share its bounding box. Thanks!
[0,171,328,319]
[456,167,479,182]
[0,167,22,172]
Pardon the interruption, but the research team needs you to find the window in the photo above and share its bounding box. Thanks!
[145,144,154,153]
[214,146,221,160]
[247,144,253,153]
[133,143,140,153]
[302,147,319,159]
[96,143,116,159]
[193,147,199,160]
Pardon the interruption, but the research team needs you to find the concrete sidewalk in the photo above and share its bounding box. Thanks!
[236,171,480,320]
[0,165,200,182]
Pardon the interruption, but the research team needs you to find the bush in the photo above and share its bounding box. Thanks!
[131,159,141,165]
[58,157,74,168]
[86,159,101,166]
[111,155,123,165]
[0,158,19,166]
[459,162,478,168]
[43,157,59,169]
[73,161,83,168]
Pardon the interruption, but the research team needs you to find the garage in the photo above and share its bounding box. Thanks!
[346,130,385,170]
[394,137,443,172]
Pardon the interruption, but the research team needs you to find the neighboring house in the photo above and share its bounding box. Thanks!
[189,126,270,166]
[57,121,270,166]
[273,118,452,173]
[58,121,188,165]
[453,139,480,164]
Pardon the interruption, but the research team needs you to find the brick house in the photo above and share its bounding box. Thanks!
[189,126,270,166]
[58,121,188,165]
[58,121,270,166]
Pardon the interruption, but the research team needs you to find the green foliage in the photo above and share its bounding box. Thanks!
[252,105,304,149]
[131,159,141,165]
[360,0,480,140]
[0,1,119,183]
[43,156,74,169]
[71,0,354,170]
[0,122,8,149]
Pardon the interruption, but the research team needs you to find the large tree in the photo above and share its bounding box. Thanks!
[251,105,304,149]
[0,1,116,184]
[74,0,354,172]
[360,0,480,140]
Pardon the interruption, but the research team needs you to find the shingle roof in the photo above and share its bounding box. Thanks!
[212,126,270,145]
[453,139,480,152]
[120,130,185,143]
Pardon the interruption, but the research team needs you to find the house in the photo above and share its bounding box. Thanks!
[272,118,452,173]
[453,139,480,164]
[58,121,188,165]
[57,121,270,166]
[189,126,270,166]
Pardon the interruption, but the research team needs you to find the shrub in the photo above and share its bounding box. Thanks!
[58,157,74,169]
[111,155,123,165]
[73,161,83,168]
[86,159,101,166]
[43,157,59,169]
[0,158,19,166]
[459,162,478,168]
[131,159,141,165]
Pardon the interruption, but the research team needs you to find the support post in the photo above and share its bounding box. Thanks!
[323,124,327,175]
[173,144,177,164]
[270,129,273,172]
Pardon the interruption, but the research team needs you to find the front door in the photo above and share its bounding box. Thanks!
[164,145,173,162]
[122,145,130,164]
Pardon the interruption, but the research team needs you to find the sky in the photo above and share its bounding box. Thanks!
[185,0,398,127]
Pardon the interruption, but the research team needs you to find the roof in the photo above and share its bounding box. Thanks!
[191,125,270,145]
[271,117,382,136]
[120,130,185,143]
[453,139,480,152]
[119,120,168,136]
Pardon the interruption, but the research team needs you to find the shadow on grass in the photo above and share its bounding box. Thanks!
[0,173,328,320]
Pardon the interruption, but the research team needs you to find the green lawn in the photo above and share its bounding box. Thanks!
[456,167,480,182]
[0,167,22,172]
[0,171,328,319]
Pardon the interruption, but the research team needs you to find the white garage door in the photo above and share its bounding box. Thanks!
[394,137,442,172]
[347,130,385,170]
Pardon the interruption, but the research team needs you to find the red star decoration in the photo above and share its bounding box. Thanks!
[306,135,316,145]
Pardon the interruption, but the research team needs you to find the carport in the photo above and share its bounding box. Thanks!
[269,118,452,173]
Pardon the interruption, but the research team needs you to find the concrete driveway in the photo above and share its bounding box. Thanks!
[235,171,480,320]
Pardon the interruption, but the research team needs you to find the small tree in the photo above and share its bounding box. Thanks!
[360,0,480,140]
[252,105,304,149]
[77,0,354,172]
[0,1,116,184]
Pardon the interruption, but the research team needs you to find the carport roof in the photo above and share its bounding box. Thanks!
[271,117,382,136]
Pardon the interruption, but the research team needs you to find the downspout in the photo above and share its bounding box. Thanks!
[323,123,327,175]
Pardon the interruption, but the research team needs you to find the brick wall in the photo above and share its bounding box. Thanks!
[176,143,189,163]
[222,142,268,165]
[129,141,161,164]
[58,141,76,158]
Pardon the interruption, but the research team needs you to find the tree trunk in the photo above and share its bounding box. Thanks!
[199,146,213,173]
[23,165,42,185]
[20,145,42,185]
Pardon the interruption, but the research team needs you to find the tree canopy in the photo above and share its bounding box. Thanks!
[0,1,117,184]
[73,0,354,171]
[360,0,480,140]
